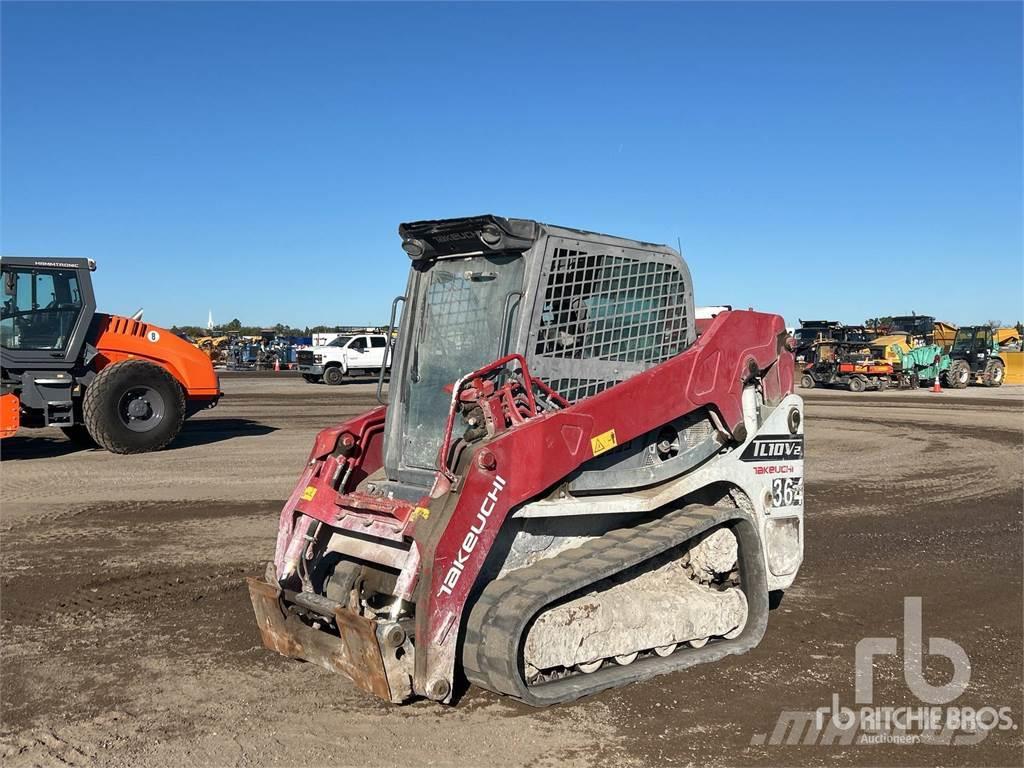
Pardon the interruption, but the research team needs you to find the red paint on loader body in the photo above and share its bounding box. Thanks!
[263,309,791,699]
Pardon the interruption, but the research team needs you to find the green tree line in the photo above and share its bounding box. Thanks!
[171,319,381,338]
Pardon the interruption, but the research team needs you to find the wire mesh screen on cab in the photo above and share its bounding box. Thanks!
[529,244,690,403]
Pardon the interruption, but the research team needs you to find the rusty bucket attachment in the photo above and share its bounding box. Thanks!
[246,577,412,703]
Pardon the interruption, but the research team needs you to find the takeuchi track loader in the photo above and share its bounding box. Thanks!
[248,216,805,705]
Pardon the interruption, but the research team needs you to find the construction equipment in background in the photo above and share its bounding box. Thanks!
[195,335,231,352]
[870,314,960,351]
[247,215,804,706]
[793,320,841,361]
[1,257,220,452]
[194,335,232,366]
[885,314,936,343]
[867,334,913,365]
[894,344,950,389]
[932,321,958,350]
[943,326,1005,388]
[994,327,1021,351]
[223,333,297,371]
[1002,349,1024,384]
[793,320,874,362]
[800,339,893,392]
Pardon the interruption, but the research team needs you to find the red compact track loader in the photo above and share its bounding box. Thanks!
[248,216,804,705]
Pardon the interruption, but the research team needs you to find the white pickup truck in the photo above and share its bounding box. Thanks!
[296,333,391,385]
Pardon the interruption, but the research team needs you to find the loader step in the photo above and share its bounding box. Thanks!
[462,504,769,706]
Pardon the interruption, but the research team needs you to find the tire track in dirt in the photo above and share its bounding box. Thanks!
[812,413,1022,448]
[1,501,275,627]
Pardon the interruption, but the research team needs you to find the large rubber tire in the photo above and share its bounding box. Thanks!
[60,424,97,448]
[983,359,1004,388]
[848,375,867,393]
[799,374,815,389]
[944,360,971,389]
[302,374,322,384]
[82,360,186,454]
[322,366,345,386]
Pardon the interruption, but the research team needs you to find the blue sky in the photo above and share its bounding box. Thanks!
[2,1,1021,329]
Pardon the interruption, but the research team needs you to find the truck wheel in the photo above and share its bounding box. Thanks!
[799,374,815,389]
[60,424,96,447]
[848,375,867,393]
[302,374,322,384]
[82,360,186,454]
[983,359,1004,387]
[323,366,345,386]
[944,360,970,389]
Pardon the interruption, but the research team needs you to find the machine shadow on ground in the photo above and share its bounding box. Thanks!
[0,418,276,460]
[171,418,277,447]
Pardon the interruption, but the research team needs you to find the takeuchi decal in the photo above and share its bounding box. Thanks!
[436,474,507,597]
[740,434,804,462]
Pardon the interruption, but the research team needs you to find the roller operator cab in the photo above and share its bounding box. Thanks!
[248,216,804,706]
[0,257,221,452]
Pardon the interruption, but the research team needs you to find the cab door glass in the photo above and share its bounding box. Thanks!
[1,268,83,350]
[348,336,368,355]
[369,335,387,364]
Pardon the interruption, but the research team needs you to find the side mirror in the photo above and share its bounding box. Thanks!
[3,271,15,297]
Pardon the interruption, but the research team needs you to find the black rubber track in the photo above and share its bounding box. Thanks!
[462,505,770,706]
[83,359,186,454]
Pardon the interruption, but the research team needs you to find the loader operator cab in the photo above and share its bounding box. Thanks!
[951,326,994,357]
[949,326,1000,374]
[395,252,526,473]
[1,258,96,367]
[382,216,695,493]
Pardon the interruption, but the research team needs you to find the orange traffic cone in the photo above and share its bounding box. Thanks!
[274,358,281,372]
[930,355,942,393]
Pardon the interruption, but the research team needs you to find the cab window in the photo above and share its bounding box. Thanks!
[1,268,84,351]
[349,336,368,351]
[370,337,387,348]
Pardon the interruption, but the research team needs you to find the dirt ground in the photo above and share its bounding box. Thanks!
[2,375,1021,767]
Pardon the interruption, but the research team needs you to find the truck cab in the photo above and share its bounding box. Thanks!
[296,333,391,385]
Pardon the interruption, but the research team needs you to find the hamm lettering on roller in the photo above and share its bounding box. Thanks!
[740,435,804,462]
[437,474,507,597]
